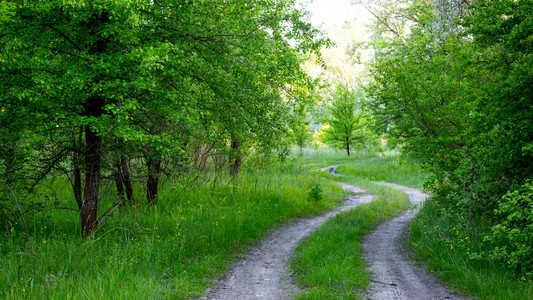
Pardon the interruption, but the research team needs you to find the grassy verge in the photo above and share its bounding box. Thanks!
[0,161,341,299]
[289,176,410,299]
[410,199,533,300]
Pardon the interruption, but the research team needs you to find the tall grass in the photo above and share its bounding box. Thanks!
[410,199,533,300]
[0,160,341,299]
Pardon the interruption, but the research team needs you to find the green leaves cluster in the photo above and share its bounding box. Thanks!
[367,0,533,279]
[0,0,327,233]
[489,181,533,279]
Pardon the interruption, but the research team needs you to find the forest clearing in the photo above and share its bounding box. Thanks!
[1,0,532,299]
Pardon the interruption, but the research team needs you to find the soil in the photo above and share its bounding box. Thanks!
[319,165,339,175]
[364,182,467,300]
[203,182,372,300]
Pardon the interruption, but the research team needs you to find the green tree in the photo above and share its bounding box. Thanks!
[0,0,327,235]
[366,0,533,279]
[289,109,313,153]
[323,85,365,156]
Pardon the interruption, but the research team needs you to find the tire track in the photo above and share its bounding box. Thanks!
[364,182,467,300]
[204,182,372,300]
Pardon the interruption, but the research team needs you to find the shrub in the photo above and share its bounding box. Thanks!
[307,182,323,202]
[489,180,533,280]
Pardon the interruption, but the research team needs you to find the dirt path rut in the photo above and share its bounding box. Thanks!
[205,182,372,300]
[364,182,465,300]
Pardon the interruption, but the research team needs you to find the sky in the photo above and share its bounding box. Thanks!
[298,0,374,85]
[305,0,372,33]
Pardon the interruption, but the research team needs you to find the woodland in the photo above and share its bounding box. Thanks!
[0,0,532,298]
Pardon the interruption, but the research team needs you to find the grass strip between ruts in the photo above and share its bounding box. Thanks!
[290,176,410,299]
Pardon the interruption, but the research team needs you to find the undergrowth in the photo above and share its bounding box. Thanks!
[0,160,341,299]
[410,198,533,300]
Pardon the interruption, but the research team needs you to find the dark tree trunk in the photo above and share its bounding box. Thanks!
[113,160,126,206]
[346,140,350,156]
[81,122,101,236]
[229,139,242,176]
[73,127,83,210]
[73,159,83,210]
[79,10,109,236]
[120,155,134,204]
[146,158,161,205]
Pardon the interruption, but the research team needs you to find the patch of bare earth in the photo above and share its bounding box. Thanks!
[203,182,372,300]
[364,182,468,300]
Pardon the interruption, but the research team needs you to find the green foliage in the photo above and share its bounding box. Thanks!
[367,0,533,284]
[0,0,329,232]
[307,182,323,202]
[489,181,533,280]
[322,85,374,156]
[290,111,313,153]
[411,198,533,299]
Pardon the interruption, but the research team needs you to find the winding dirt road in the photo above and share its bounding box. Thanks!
[205,182,372,300]
[204,168,466,300]
[364,182,466,300]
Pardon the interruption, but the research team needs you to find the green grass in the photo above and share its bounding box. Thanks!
[410,199,533,300]
[290,177,410,299]
[0,160,342,299]
[302,150,427,189]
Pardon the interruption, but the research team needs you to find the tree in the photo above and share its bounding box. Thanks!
[323,85,365,156]
[0,0,327,235]
[366,0,533,278]
[289,109,313,153]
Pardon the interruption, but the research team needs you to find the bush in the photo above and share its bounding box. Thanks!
[489,180,533,280]
[307,182,323,202]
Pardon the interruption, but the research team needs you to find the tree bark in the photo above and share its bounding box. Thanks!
[79,10,109,236]
[73,127,83,210]
[113,159,126,206]
[229,139,242,176]
[120,155,134,204]
[146,158,161,205]
[346,140,350,156]
[81,122,101,236]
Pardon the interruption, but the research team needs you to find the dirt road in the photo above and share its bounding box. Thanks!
[364,182,466,299]
[205,182,372,300]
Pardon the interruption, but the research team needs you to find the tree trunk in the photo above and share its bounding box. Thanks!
[113,159,126,206]
[229,139,242,176]
[79,10,109,236]
[73,127,83,210]
[81,123,101,236]
[73,159,83,210]
[346,140,350,156]
[146,158,161,205]
[120,155,134,204]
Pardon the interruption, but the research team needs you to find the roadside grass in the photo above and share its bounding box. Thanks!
[410,199,533,300]
[290,176,410,299]
[0,160,341,299]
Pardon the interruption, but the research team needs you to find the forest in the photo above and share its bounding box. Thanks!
[0,0,532,299]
